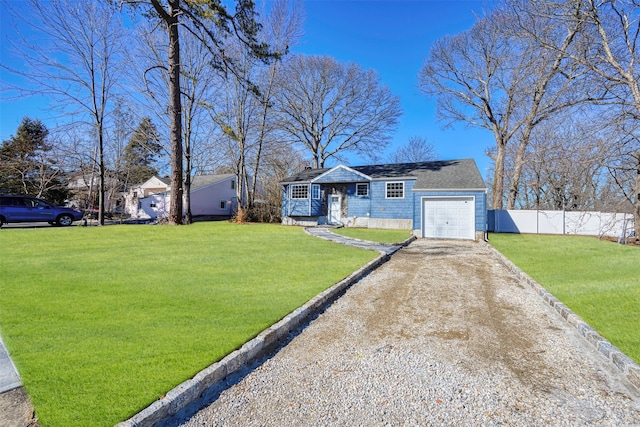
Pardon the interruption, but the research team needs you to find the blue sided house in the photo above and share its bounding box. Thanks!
[281,158,487,240]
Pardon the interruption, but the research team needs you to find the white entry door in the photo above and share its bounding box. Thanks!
[328,195,342,224]
[423,197,475,239]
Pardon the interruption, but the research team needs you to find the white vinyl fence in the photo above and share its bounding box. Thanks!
[488,209,635,239]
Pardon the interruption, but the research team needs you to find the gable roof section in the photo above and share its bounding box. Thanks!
[281,159,485,191]
[313,165,371,184]
[191,174,234,191]
[137,175,171,189]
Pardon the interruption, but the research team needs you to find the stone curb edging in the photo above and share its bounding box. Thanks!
[116,249,399,427]
[483,242,640,391]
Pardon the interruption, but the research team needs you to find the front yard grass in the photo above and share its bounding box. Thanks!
[489,233,639,364]
[330,227,412,244]
[0,222,378,427]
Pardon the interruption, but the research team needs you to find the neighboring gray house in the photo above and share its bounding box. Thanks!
[281,159,487,240]
[124,174,237,219]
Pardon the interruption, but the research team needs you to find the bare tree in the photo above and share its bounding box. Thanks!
[419,13,524,209]
[212,46,257,217]
[258,140,308,223]
[576,0,640,239]
[512,113,613,210]
[249,0,303,213]
[275,55,402,168]
[124,0,273,225]
[179,34,223,223]
[389,136,437,163]
[211,0,303,220]
[503,0,589,209]
[527,0,640,238]
[3,0,125,224]
[419,5,587,209]
[605,121,640,238]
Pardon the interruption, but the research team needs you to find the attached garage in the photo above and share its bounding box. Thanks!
[422,196,475,240]
[282,158,487,240]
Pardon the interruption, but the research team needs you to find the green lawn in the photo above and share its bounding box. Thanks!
[489,233,640,363]
[330,227,412,244]
[0,222,378,427]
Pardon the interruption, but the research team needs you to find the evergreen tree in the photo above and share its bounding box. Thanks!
[120,117,162,186]
[0,117,68,202]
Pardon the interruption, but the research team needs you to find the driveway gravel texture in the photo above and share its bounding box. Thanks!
[181,240,640,427]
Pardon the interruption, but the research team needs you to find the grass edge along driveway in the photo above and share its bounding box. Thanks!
[0,222,378,427]
[488,233,639,365]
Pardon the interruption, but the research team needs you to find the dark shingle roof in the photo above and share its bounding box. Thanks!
[281,159,485,190]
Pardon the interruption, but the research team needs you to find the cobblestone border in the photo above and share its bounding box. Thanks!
[483,242,640,390]
[116,250,399,427]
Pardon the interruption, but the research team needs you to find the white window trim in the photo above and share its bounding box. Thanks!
[356,183,369,197]
[290,184,309,199]
[385,181,405,199]
[312,184,321,200]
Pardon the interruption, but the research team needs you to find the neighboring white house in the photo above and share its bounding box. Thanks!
[124,174,237,219]
[67,173,121,212]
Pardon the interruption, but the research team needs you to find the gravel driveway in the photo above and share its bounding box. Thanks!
[181,240,640,426]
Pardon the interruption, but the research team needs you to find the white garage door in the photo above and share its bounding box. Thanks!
[423,197,475,240]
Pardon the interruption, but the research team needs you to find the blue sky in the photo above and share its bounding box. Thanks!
[1,0,495,176]
[294,0,495,174]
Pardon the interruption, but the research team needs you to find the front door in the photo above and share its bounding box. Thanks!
[328,195,342,224]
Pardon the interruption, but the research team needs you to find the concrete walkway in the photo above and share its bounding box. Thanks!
[303,226,412,255]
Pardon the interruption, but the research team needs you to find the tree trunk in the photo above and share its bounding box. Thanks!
[184,124,192,224]
[634,152,640,240]
[507,127,533,209]
[98,121,105,226]
[167,0,183,225]
[184,172,192,224]
[492,139,507,210]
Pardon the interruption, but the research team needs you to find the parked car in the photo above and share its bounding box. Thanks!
[0,195,84,227]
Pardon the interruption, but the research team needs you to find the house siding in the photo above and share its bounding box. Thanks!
[282,184,324,217]
[190,178,237,216]
[346,183,371,217]
[369,180,415,220]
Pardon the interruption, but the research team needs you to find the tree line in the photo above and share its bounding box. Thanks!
[1,0,406,225]
[420,0,639,238]
[2,0,636,237]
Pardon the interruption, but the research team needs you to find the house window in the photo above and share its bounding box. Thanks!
[291,184,309,199]
[220,200,227,209]
[386,182,404,198]
[312,184,320,199]
[356,183,369,196]
[231,180,235,190]
[150,203,157,207]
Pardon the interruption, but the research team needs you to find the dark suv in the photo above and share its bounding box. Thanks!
[0,195,84,227]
